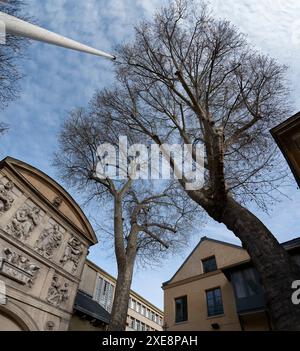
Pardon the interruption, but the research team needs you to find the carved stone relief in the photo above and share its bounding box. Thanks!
[0,247,40,287]
[45,321,55,331]
[46,274,69,308]
[6,204,42,241]
[60,236,84,273]
[34,223,63,260]
[0,179,14,215]
[52,196,62,209]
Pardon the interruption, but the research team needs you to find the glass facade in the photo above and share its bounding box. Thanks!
[94,276,115,313]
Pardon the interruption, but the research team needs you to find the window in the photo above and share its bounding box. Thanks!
[206,288,224,317]
[141,305,146,316]
[151,311,156,322]
[136,320,141,331]
[94,276,115,313]
[202,256,217,273]
[130,298,136,310]
[136,302,141,313]
[130,317,135,330]
[175,296,188,323]
[231,268,261,298]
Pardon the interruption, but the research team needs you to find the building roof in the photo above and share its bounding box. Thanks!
[85,259,164,316]
[73,290,110,324]
[162,236,243,286]
[163,236,300,286]
[282,237,300,251]
[270,111,300,188]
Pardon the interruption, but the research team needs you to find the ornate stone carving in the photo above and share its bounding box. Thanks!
[7,206,41,241]
[60,237,84,273]
[52,196,62,209]
[46,274,69,307]
[0,248,40,287]
[0,180,14,215]
[34,224,63,260]
[45,321,55,331]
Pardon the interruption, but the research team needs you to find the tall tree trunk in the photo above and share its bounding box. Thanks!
[211,196,300,330]
[108,262,135,331]
[108,195,137,331]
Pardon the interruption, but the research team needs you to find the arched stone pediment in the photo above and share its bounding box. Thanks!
[0,156,98,331]
[0,157,97,246]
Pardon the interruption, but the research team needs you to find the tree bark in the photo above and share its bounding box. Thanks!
[108,196,137,331]
[212,196,300,330]
[108,263,135,331]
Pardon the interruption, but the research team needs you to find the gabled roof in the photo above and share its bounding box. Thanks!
[0,156,98,245]
[162,236,243,286]
[221,237,300,277]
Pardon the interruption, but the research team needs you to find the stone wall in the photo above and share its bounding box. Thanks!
[0,158,97,331]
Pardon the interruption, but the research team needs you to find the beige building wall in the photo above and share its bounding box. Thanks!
[79,263,97,297]
[163,238,262,331]
[171,239,249,283]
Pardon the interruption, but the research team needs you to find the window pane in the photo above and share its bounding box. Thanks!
[232,268,260,298]
[232,271,247,298]
[244,268,260,296]
[136,320,140,331]
[95,277,115,313]
[202,256,217,273]
[206,288,224,317]
[175,296,188,323]
[136,302,141,313]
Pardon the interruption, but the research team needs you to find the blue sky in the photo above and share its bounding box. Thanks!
[1,0,300,310]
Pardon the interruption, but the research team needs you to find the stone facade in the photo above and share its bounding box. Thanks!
[0,157,97,331]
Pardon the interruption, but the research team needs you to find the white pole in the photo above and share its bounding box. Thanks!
[0,11,116,60]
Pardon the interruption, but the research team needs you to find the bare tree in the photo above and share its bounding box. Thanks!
[0,1,29,136]
[94,0,300,330]
[54,108,198,331]
[0,122,8,135]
